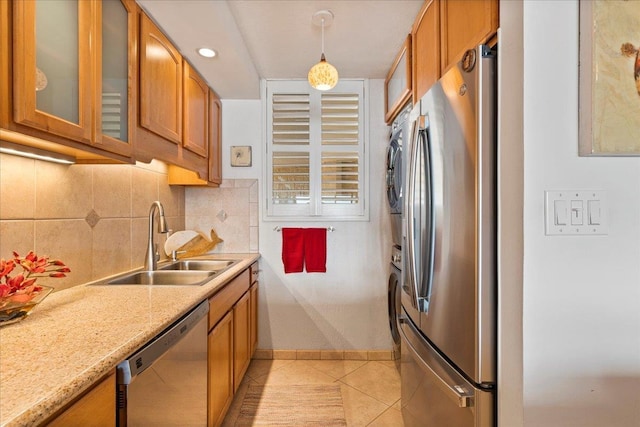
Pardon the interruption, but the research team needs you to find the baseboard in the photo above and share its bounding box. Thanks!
[253,349,401,361]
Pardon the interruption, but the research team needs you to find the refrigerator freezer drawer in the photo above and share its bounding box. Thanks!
[400,313,494,427]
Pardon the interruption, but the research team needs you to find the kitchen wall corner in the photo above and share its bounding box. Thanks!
[0,154,185,291]
[184,179,259,253]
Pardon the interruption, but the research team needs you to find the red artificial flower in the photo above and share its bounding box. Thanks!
[0,259,15,278]
[1,251,70,301]
[0,283,11,298]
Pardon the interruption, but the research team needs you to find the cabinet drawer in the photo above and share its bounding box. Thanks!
[208,269,250,330]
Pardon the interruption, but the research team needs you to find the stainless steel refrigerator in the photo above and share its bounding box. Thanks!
[400,44,496,427]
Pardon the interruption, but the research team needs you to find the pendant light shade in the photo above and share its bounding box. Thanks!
[308,10,338,91]
[308,54,339,91]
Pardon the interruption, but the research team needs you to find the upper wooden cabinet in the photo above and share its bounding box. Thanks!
[411,0,498,102]
[411,0,440,103]
[167,87,222,186]
[12,0,92,144]
[139,12,182,144]
[183,61,209,158]
[384,34,412,125]
[440,0,499,74]
[94,0,137,158]
[2,1,221,180]
[208,90,222,185]
[3,0,135,162]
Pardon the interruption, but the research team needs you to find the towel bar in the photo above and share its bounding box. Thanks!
[273,226,335,232]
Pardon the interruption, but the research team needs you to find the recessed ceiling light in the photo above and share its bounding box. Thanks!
[197,47,217,58]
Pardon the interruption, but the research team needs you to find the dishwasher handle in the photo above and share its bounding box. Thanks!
[117,300,209,385]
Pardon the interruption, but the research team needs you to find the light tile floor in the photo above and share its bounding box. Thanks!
[222,359,405,426]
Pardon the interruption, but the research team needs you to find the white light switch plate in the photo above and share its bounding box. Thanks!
[544,190,607,235]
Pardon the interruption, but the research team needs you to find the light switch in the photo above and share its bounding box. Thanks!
[554,200,568,225]
[588,200,601,225]
[570,200,583,225]
[545,190,607,235]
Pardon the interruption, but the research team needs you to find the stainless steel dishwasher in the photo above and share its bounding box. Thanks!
[116,300,209,426]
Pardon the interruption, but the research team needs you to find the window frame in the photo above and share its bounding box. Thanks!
[262,79,369,221]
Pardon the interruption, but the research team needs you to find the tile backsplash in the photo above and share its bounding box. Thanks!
[185,179,259,253]
[0,154,185,291]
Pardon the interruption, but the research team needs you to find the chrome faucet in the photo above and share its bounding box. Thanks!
[144,201,169,271]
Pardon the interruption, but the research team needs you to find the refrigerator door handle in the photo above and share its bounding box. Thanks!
[405,117,420,311]
[418,116,435,312]
[407,114,435,313]
[400,316,475,409]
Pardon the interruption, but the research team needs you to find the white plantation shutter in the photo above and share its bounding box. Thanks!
[272,151,310,204]
[321,152,359,205]
[266,80,367,219]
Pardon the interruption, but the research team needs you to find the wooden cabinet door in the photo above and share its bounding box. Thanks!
[233,291,251,392]
[12,0,92,143]
[440,0,498,73]
[208,311,233,427]
[384,34,412,124]
[139,12,182,144]
[183,61,209,158]
[93,0,136,157]
[412,0,440,103]
[249,283,258,357]
[208,90,222,185]
[46,371,115,426]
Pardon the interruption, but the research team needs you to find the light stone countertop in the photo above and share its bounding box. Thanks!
[0,253,260,427]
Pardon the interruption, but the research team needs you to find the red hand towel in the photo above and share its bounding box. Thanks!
[304,228,327,273]
[282,228,305,273]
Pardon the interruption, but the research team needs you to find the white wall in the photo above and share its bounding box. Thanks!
[520,1,640,426]
[219,99,262,181]
[220,81,393,351]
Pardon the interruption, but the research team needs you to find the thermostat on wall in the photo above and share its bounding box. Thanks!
[231,146,252,167]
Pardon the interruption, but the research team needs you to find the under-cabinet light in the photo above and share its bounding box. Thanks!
[0,141,75,164]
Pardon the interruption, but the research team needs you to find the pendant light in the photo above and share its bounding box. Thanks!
[308,10,338,91]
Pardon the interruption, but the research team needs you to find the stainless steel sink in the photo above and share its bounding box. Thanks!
[159,259,237,272]
[106,270,216,286]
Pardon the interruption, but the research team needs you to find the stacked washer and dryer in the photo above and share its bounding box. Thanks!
[385,104,411,371]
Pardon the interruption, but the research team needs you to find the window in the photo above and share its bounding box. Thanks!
[264,80,368,220]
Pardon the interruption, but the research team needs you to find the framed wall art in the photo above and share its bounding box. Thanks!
[579,0,640,156]
[231,145,252,167]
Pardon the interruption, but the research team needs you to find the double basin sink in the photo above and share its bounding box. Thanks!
[100,259,239,287]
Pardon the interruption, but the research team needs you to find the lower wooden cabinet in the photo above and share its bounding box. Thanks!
[250,283,258,357]
[207,264,258,425]
[46,371,115,427]
[232,291,251,393]
[207,311,233,427]
[249,261,259,358]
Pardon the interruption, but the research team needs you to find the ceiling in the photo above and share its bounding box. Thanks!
[136,0,423,99]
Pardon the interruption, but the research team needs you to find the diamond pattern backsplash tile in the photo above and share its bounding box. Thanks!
[85,209,101,228]
[185,179,258,253]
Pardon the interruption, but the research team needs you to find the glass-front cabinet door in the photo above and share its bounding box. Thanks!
[94,0,135,157]
[13,0,92,143]
[12,0,135,158]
